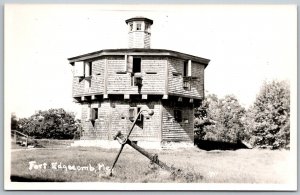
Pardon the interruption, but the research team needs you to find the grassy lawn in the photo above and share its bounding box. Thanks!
[10,145,291,183]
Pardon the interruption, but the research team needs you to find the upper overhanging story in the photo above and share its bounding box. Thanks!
[68,17,210,103]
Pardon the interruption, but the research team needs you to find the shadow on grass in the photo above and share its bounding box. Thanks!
[10,175,66,182]
[195,139,249,151]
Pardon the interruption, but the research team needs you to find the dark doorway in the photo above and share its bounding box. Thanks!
[133,58,141,73]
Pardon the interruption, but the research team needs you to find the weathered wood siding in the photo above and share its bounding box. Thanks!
[106,56,166,95]
[161,101,194,143]
[72,56,205,98]
[140,57,166,94]
[72,77,84,96]
[167,57,205,99]
[125,100,161,142]
[81,99,161,142]
[72,58,105,96]
[81,101,110,140]
[128,31,151,48]
[90,59,105,94]
[106,56,134,94]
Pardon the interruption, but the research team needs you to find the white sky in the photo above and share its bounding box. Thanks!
[5,4,297,119]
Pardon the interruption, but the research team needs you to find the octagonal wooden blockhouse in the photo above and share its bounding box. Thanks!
[68,17,210,148]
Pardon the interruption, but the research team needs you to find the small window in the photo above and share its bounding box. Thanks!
[136,23,142,30]
[129,107,136,122]
[128,107,144,128]
[174,110,182,122]
[145,24,149,31]
[91,108,98,121]
[136,107,144,128]
[130,23,133,31]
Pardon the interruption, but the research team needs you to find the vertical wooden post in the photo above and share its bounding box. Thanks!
[124,54,127,72]
[104,59,108,97]
[164,58,169,98]
[188,60,192,77]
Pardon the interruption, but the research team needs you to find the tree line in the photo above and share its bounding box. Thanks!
[195,80,290,149]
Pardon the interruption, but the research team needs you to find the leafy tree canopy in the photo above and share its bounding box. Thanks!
[17,108,81,139]
[195,94,246,143]
[245,80,290,149]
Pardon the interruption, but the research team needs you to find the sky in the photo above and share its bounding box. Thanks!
[5,4,297,119]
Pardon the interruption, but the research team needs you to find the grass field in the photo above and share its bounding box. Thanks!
[10,143,291,183]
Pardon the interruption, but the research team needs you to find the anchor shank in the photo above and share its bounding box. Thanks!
[126,139,173,172]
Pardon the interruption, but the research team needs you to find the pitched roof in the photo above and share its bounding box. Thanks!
[68,48,210,67]
[125,17,153,25]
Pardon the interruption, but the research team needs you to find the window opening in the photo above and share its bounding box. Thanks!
[131,58,142,87]
[136,106,144,128]
[130,23,133,31]
[183,61,188,77]
[145,24,149,31]
[133,58,141,73]
[174,110,182,122]
[91,108,98,121]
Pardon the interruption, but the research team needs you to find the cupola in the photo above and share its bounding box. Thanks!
[125,17,153,49]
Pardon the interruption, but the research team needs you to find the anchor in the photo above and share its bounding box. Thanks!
[109,109,175,176]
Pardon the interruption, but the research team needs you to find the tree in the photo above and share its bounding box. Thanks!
[245,80,290,149]
[17,108,79,139]
[11,112,18,130]
[195,94,246,143]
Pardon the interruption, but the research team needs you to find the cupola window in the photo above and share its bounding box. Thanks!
[130,23,133,31]
[136,23,142,31]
